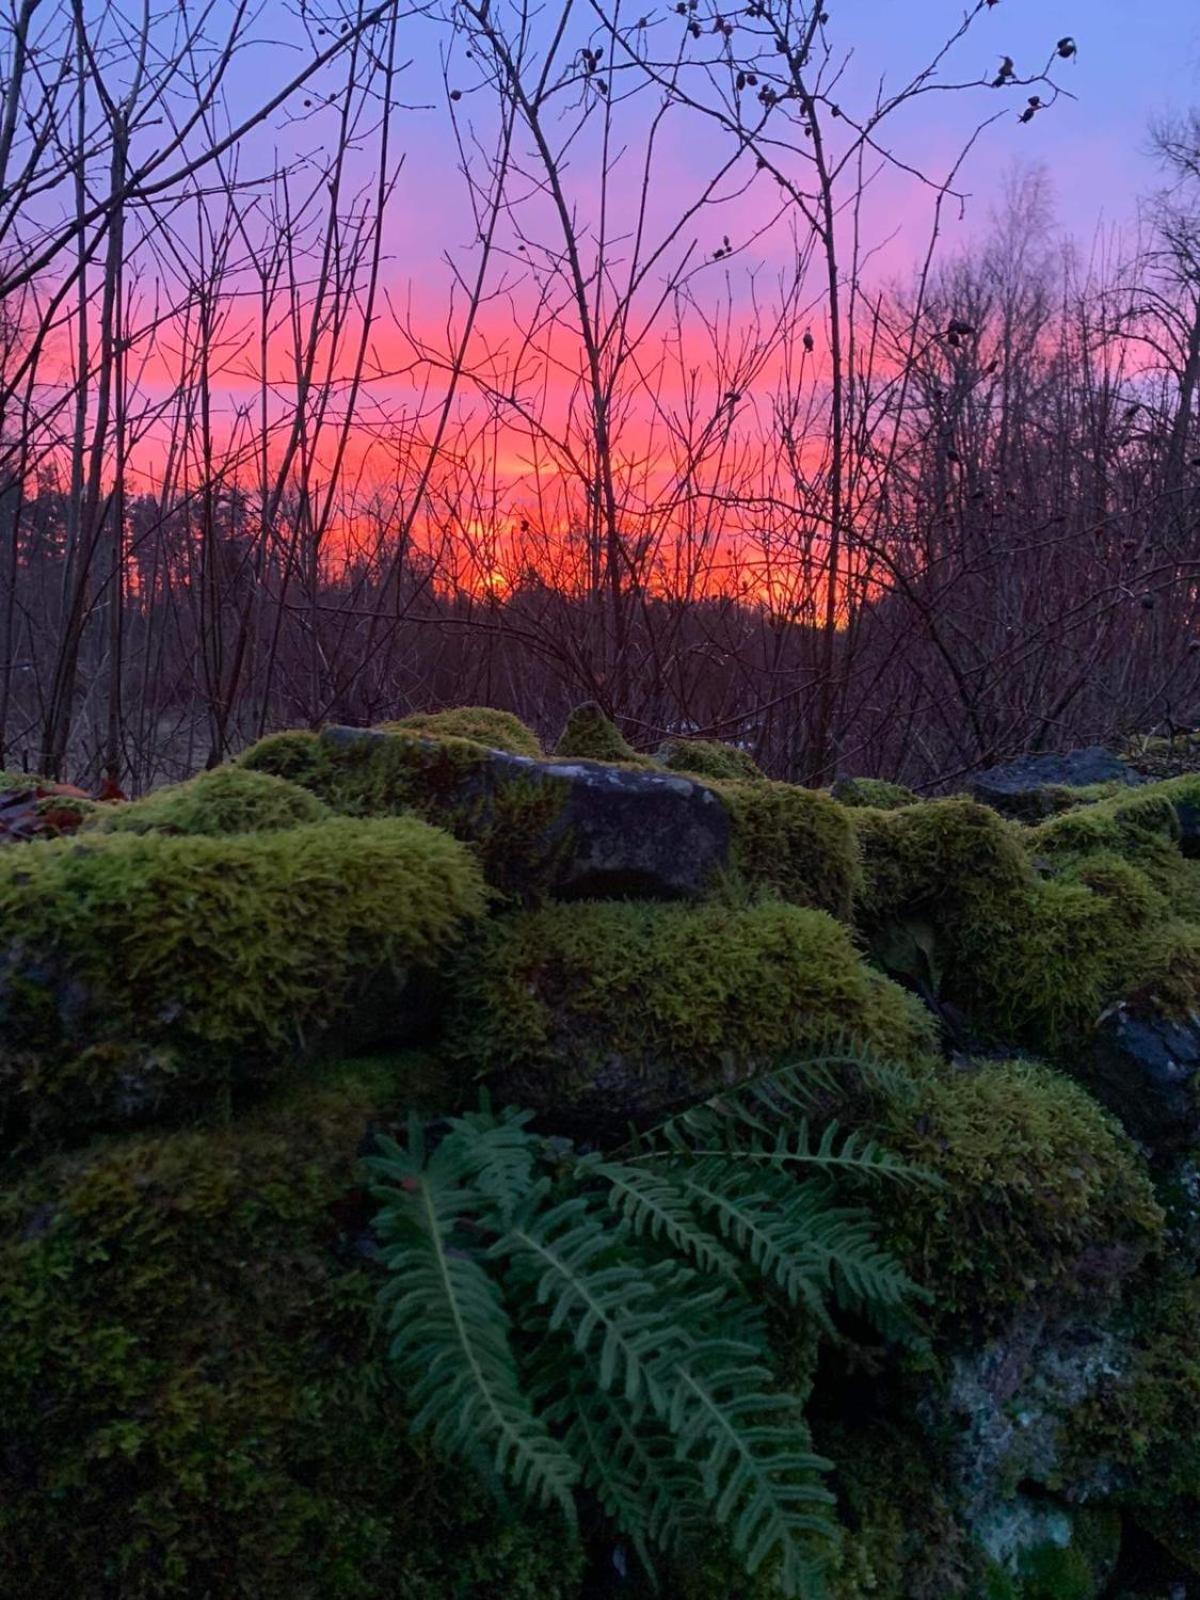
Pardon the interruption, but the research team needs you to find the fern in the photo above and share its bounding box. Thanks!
[365,1119,579,1517]
[367,1052,931,1597]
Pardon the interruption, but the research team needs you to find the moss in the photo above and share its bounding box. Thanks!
[89,766,331,836]
[831,777,919,811]
[384,705,542,758]
[1013,1509,1121,1600]
[0,1059,583,1599]
[715,779,863,920]
[853,798,1196,1054]
[554,702,652,764]
[1029,788,1181,870]
[239,727,570,900]
[0,767,44,791]
[819,1422,976,1600]
[960,878,1117,1055]
[445,898,936,1120]
[853,798,1033,935]
[1063,1272,1200,1522]
[0,817,485,1145]
[886,1059,1162,1328]
[657,736,765,783]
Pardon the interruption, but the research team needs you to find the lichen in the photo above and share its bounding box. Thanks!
[383,705,543,758]
[0,817,485,1145]
[657,736,765,783]
[886,1058,1162,1328]
[89,765,330,836]
[0,1058,583,1599]
[445,897,936,1121]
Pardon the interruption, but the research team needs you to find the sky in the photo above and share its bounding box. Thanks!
[52,0,1200,572]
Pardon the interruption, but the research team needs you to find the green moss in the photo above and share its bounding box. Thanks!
[1029,788,1181,870]
[960,878,1117,1054]
[831,777,919,811]
[819,1422,975,1600]
[554,702,651,764]
[1064,1272,1200,1520]
[384,706,542,758]
[716,778,862,920]
[1014,1509,1121,1600]
[853,798,1198,1054]
[0,1059,583,1598]
[89,766,331,836]
[446,898,936,1117]
[239,727,571,900]
[853,798,1033,934]
[0,767,44,791]
[657,737,765,783]
[886,1059,1162,1327]
[0,818,485,1145]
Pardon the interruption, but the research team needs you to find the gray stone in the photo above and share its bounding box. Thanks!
[971,747,1143,819]
[1091,1003,1200,1156]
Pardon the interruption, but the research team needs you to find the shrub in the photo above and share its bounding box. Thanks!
[658,737,765,783]
[90,765,330,836]
[445,899,936,1128]
[384,705,543,757]
[0,1060,582,1599]
[830,778,918,811]
[886,1058,1162,1327]
[367,1065,928,1597]
[717,779,862,919]
[554,702,652,764]
[0,817,485,1144]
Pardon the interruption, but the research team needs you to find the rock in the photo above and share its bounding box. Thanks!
[935,1308,1131,1524]
[321,725,731,901]
[971,748,1143,820]
[1090,1003,1200,1156]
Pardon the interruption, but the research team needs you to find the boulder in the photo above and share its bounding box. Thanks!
[971,748,1143,820]
[1091,1002,1200,1156]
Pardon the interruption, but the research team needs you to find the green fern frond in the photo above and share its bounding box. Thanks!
[366,1124,579,1518]
[540,1361,710,1576]
[436,1100,543,1223]
[590,1158,741,1279]
[493,1190,709,1406]
[667,1343,836,1596]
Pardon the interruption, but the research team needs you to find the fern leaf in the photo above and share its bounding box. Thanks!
[666,1343,836,1598]
[493,1190,706,1407]
[369,1131,579,1519]
[592,1159,741,1280]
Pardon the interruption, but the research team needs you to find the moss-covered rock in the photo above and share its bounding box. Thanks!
[887,1059,1162,1328]
[90,765,331,836]
[1063,1272,1200,1529]
[0,818,485,1145]
[0,1059,583,1598]
[831,777,919,811]
[554,702,652,764]
[854,797,1033,935]
[384,705,542,757]
[717,778,862,920]
[657,737,765,783]
[445,898,936,1131]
